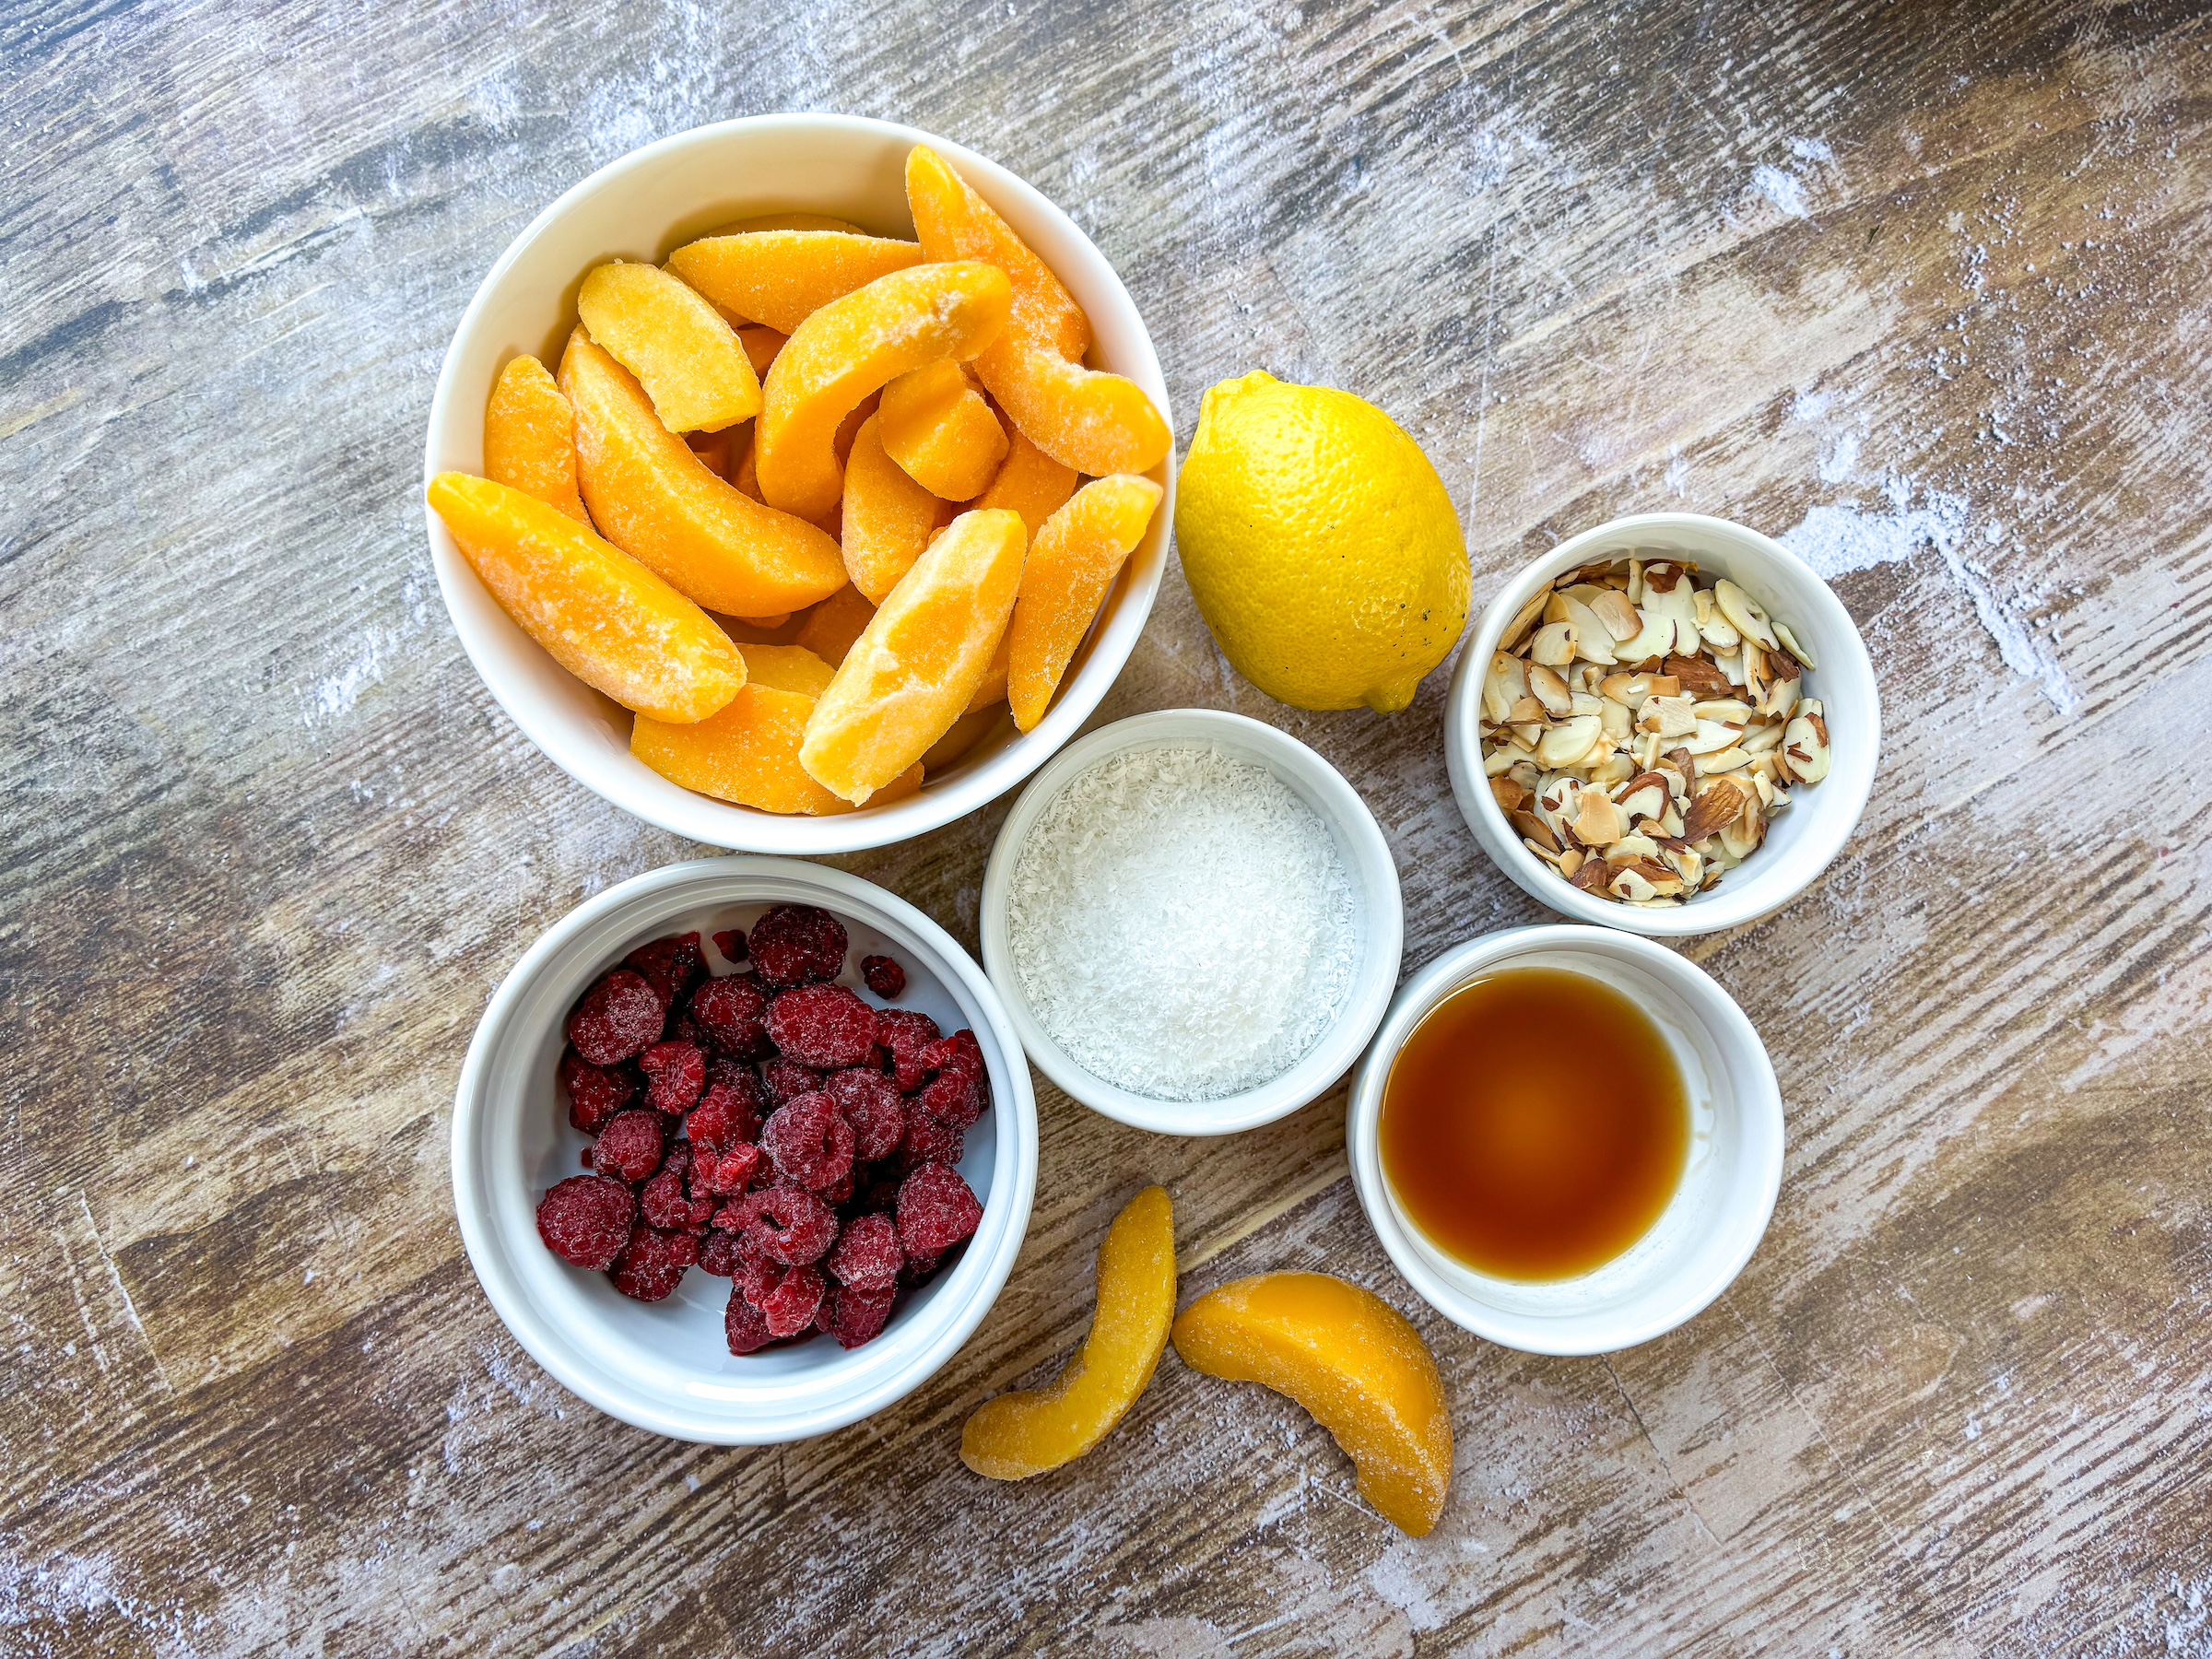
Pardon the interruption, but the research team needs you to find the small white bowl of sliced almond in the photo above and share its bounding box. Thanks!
[1444,512,1878,937]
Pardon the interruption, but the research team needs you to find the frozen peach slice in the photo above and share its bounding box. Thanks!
[755,262,1012,524]
[576,261,760,434]
[1008,474,1161,732]
[841,414,941,605]
[633,642,918,816]
[962,1186,1176,1479]
[715,211,866,235]
[736,325,785,378]
[794,583,877,668]
[799,508,1025,803]
[922,704,1005,772]
[906,144,1088,361]
[665,230,924,335]
[879,360,1008,500]
[988,348,1171,477]
[484,355,589,524]
[1171,1273,1453,1538]
[973,428,1077,535]
[561,330,847,618]
[427,472,742,724]
[965,631,1009,714]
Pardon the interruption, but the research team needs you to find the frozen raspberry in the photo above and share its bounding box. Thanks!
[828,1212,902,1290]
[594,1109,665,1184]
[761,1057,823,1104]
[725,1288,776,1355]
[565,969,664,1066]
[914,1069,984,1135]
[852,1168,904,1215]
[689,1142,762,1198]
[610,1224,699,1301]
[721,1185,839,1265]
[685,1078,763,1150]
[827,1068,905,1160]
[642,1147,715,1233]
[639,1041,707,1116]
[734,1246,783,1308]
[759,1262,825,1338]
[900,1106,963,1169]
[761,1092,855,1192]
[900,1249,944,1288]
[688,976,771,1058]
[766,984,881,1069]
[697,1230,744,1277]
[924,1029,988,1089]
[861,955,907,999]
[712,927,747,962]
[898,1163,982,1257]
[877,1009,943,1093]
[625,932,705,1010]
[821,1283,897,1350]
[748,904,847,988]
[560,1048,636,1135]
[818,1171,855,1206]
[536,1175,637,1270]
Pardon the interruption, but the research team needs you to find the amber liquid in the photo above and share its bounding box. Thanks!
[1379,967,1688,1281]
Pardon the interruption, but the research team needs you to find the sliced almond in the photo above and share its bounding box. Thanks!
[1508,759,1541,791]
[1606,834,1662,862]
[1774,619,1817,669]
[1531,620,1579,665]
[1527,662,1573,717]
[1700,745,1752,773]
[1500,588,1550,653]
[1545,592,1618,665]
[1507,696,1548,724]
[1482,652,1529,724]
[1661,844,1703,889]
[1599,670,1677,709]
[1599,697,1633,742]
[1511,807,1559,853]
[1490,775,1529,815]
[1611,606,1676,665]
[1535,715,1604,768]
[1699,611,1742,653]
[1628,558,1645,606]
[1783,712,1831,783]
[1740,721,1783,756]
[1680,777,1747,841]
[1481,746,1523,778]
[1524,835,1573,870]
[1718,796,1766,860]
[1665,653,1732,696]
[1614,773,1670,822]
[1570,690,1604,717]
[1573,789,1625,845]
[1714,579,1781,650]
[1691,698,1754,723]
[1681,718,1744,756]
[1714,648,1747,688]
[1588,750,1634,787]
[1589,588,1643,642]
[1637,693,1697,738]
[1532,773,1583,841]
[1570,853,1614,894]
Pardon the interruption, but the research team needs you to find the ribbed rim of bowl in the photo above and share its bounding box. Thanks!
[422,112,1173,854]
[451,856,1038,1442]
[1444,512,1880,936]
[979,710,1406,1135]
[1346,925,1783,1354]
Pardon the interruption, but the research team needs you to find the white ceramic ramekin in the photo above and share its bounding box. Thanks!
[423,113,1173,853]
[1347,925,1782,1355]
[1444,512,1878,935]
[979,710,1405,1136]
[452,857,1038,1443]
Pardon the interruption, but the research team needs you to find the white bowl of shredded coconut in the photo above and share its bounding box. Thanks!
[981,711,1404,1135]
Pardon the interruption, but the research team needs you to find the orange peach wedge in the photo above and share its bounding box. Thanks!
[427,472,743,724]
[905,144,1169,477]
[841,413,942,605]
[921,704,1006,773]
[665,229,924,335]
[1171,1273,1453,1538]
[561,329,847,618]
[755,261,1011,524]
[575,260,760,433]
[799,507,1025,804]
[973,427,1077,535]
[962,1186,1177,1480]
[878,359,1007,500]
[793,583,877,668]
[632,641,919,816]
[1007,474,1161,732]
[483,354,589,524]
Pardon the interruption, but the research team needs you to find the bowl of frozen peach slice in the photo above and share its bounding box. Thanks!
[423,115,1174,852]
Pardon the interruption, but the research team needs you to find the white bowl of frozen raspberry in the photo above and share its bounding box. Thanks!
[452,856,1039,1443]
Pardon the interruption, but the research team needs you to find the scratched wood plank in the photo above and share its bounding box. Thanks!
[3,0,2210,1653]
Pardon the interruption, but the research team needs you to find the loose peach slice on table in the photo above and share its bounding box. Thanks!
[561,330,847,618]
[754,262,1012,524]
[841,414,943,605]
[1171,1273,1453,1538]
[665,230,924,335]
[576,261,760,434]
[878,360,1008,500]
[484,355,590,524]
[799,508,1026,804]
[905,145,1170,477]
[974,428,1077,535]
[794,583,877,668]
[1007,474,1162,732]
[962,1186,1177,1479]
[632,642,919,816]
[426,473,743,724]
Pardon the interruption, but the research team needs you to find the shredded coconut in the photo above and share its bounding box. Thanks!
[1006,745,1358,1101]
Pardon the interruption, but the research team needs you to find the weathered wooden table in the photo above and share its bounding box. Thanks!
[6,1,2208,1652]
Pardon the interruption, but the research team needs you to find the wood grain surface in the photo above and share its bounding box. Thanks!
[5,0,2209,1653]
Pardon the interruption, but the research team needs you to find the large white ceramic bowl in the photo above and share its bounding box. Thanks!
[1347,925,1782,1355]
[980,710,1405,1136]
[423,113,1173,853]
[1444,512,1878,935]
[452,857,1038,1443]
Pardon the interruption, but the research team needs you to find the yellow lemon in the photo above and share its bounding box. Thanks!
[1173,371,1469,713]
